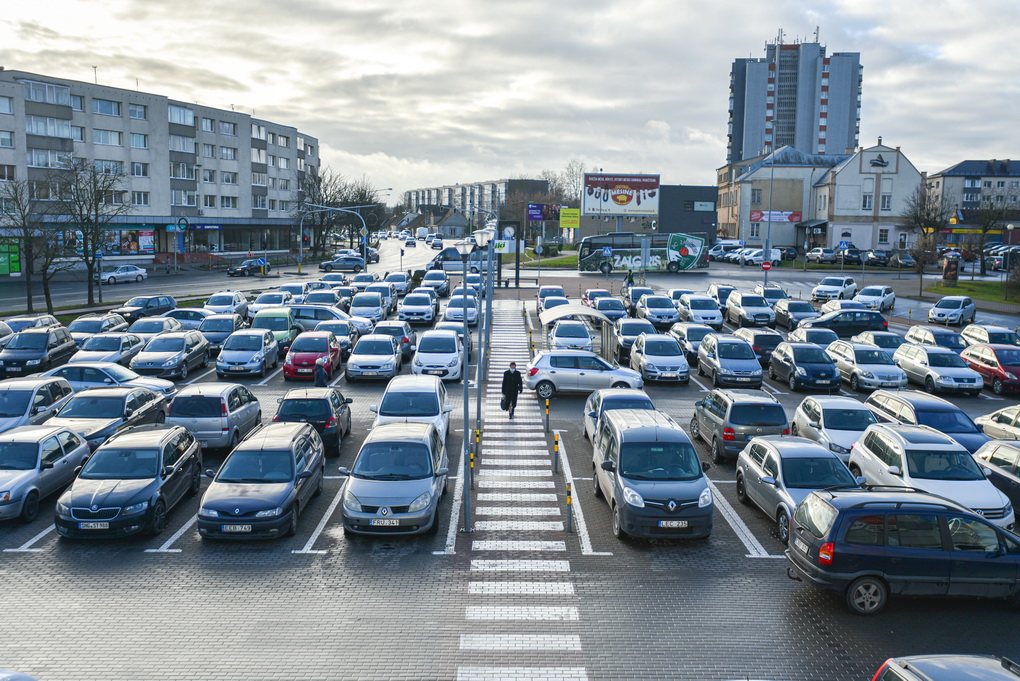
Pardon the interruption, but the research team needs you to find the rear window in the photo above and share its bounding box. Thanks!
[728,403,787,426]
[277,399,330,420]
[794,493,838,540]
[751,334,781,350]
[170,396,221,418]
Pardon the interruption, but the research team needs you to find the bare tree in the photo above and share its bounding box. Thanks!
[296,169,387,257]
[559,158,590,208]
[901,184,954,296]
[966,198,1020,276]
[0,179,41,312]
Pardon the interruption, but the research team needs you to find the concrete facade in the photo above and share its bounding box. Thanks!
[404,179,550,218]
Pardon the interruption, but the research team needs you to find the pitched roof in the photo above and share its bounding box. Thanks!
[934,159,1020,177]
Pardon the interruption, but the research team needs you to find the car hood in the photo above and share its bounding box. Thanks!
[821,428,865,450]
[944,431,990,454]
[719,357,761,372]
[202,481,293,510]
[345,476,434,506]
[621,476,707,502]
[202,330,234,343]
[71,350,123,363]
[741,306,774,316]
[855,295,885,303]
[931,366,983,380]
[112,306,143,315]
[126,377,175,394]
[218,349,261,363]
[48,417,120,438]
[690,309,722,319]
[0,469,37,491]
[348,353,394,365]
[858,363,903,376]
[0,349,46,360]
[798,361,839,375]
[134,350,183,364]
[414,352,458,363]
[812,285,843,293]
[68,476,157,507]
[908,478,1007,509]
[351,306,381,316]
[287,351,326,365]
[401,304,432,312]
[642,354,688,367]
[0,415,28,432]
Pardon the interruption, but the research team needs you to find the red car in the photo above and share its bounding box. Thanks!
[960,343,1020,395]
[283,331,343,381]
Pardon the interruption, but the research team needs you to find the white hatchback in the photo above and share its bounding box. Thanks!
[853,285,896,312]
[411,330,463,381]
[370,375,453,438]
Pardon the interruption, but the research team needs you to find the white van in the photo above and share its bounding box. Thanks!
[708,240,745,261]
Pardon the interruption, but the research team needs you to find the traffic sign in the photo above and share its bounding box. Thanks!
[602,246,613,257]
[534,246,544,255]
[96,250,103,259]
[761,261,772,271]
[837,240,849,250]
[360,227,368,237]
[256,257,266,266]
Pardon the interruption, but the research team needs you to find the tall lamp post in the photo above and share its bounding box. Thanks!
[454,239,476,533]
[298,203,381,274]
[1007,224,1016,281]
[471,228,493,438]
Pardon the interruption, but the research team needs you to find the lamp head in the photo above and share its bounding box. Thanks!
[454,240,475,257]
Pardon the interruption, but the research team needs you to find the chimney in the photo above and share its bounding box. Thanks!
[877,136,882,146]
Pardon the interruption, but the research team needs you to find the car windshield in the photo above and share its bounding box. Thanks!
[996,349,1020,365]
[544,299,567,309]
[621,322,655,335]
[379,391,440,416]
[207,295,235,306]
[916,410,979,434]
[728,404,787,426]
[932,333,967,350]
[354,340,393,355]
[782,457,857,488]
[644,339,682,356]
[762,289,786,300]
[353,275,374,283]
[145,338,184,353]
[646,298,672,308]
[619,442,701,481]
[317,322,350,336]
[374,327,404,339]
[58,395,124,418]
[539,288,564,298]
[0,390,31,417]
[216,449,294,483]
[556,325,589,338]
[351,441,433,480]
[79,448,158,480]
[718,343,755,360]
[741,296,768,308]
[860,287,885,296]
[869,335,904,349]
[793,347,832,364]
[788,302,815,313]
[935,299,963,309]
[199,319,236,332]
[68,320,103,333]
[419,336,457,353]
[403,295,431,306]
[277,399,331,421]
[5,334,47,350]
[6,320,38,333]
[386,275,406,283]
[928,352,968,368]
[987,331,1020,345]
[124,297,149,308]
[905,449,985,481]
[130,321,165,333]
[820,278,845,286]
[751,335,781,350]
[170,396,221,417]
[0,442,38,470]
[423,273,445,283]
[305,293,336,303]
[822,408,876,431]
[81,336,121,351]
[290,337,327,353]
[587,291,610,301]
[255,294,285,304]
[688,299,718,310]
[102,365,137,382]
[597,299,625,310]
[352,294,382,306]
[448,298,477,310]
[223,334,263,352]
[683,327,711,342]
[853,349,894,365]
[252,316,289,332]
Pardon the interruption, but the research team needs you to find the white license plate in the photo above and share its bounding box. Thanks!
[737,377,753,382]
[298,368,312,373]
[662,373,676,378]
[880,381,898,387]
[370,518,400,526]
[78,522,109,530]
[6,367,21,372]
[221,524,252,533]
[793,537,809,555]
[363,371,379,376]
[658,520,688,528]
[816,379,831,384]
[426,370,445,375]
[228,366,245,372]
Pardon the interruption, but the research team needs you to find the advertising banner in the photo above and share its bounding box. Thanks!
[527,203,562,221]
[666,233,705,271]
[749,210,802,223]
[492,239,523,254]
[582,173,660,216]
[559,208,580,231]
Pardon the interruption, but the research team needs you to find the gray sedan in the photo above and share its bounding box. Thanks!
[0,424,91,522]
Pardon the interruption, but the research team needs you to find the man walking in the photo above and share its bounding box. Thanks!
[500,361,523,420]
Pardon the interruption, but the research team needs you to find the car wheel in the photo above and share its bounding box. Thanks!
[536,381,555,400]
[967,390,982,397]
[611,504,627,539]
[611,382,629,390]
[776,508,791,544]
[592,463,604,498]
[135,275,144,283]
[994,378,1005,395]
[188,463,201,497]
[155,411,166,425]
[767,365,777,380]
[353,266,362,273]
[735,474,749,505]
[849,464,862,478]
[201,352,209,369]
[600,263,612,275]
[147,499,167,536]
[689,416,700,441]
[285,505,299,537]
[259,360,267,378]
[845,576,888,615]
[228,430,240,451]
[19,490,39,523]
[924,376,936,393]
[790,421,800,436]
[712,369,721,388]
[315,467,324,497]
[345,373,356,383]
[850,374,861,392]
[324,265,333,273]
[712,438,725,464]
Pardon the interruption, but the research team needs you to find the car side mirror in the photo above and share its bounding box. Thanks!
[855,476,867,486]
[435,467,449,476]
[976,424,984,433]
[205,469,216,478]
[124,408,134,418]
[443,405,453,413]
[808,420,820,429]
[345,398,353,404]
[760,475,777,486]
[587,410,597,419]
[104,378,114,384]
[30,406,42,415]
[888,465,902,476]
[369,405,378,413]
[983,466,993,476]
[162,465,174,478]
[600,460,616,472]
[297,470,313,480]
[40,461,55,470]
[338,467,351,476]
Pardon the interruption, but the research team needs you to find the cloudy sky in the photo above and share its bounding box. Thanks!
[3,0,1018,201]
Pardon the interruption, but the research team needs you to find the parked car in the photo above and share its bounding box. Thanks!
[371,320,416,360]
[628,333,690,383]
[283,331,343,381]
[130,331,209,380]
[161,308,213,331]
[975,405,1020,440]
[810,276,858,302]
[612,318,657,361]
[582,288,612,307]
[350,273,381,291]
[198,422,325,539]
[696,334,763,388]
[666,323,714,367]
[313,320,358,360]
[434,322,472,360]
[4,315,60,336]
[128,316,183,343]
[0,377,74,434]
[43,362,175,398]
[838,248,863,266]
[960,343,1020,395]
[0,424,90,523]
[398,293,437,325]
[893,344,984,395]
[524,349,642,400]
[665,288,695,307]
[790,395,877,461]
[788,326,840,346]
[274,388,352,457]
[582,388,655,441]
[889,251,916,268]
[864,389,989,453]
[962,324,1020,347]
[635,295,680,329]
[768,341,840,392]
[549,320,595,352]
[249,292,294,318]
[873,655,1020,681]
[903,325,969,354]
[849,330,906,359]
[93,264,148,285]
[540,295,570,315]
[370,374,452,437]
[798,309,888,338]
[111,295,176,324]
[365,282,398,314]
[724,292,776,328]
[443,295,479,326]
[203,291,249,318]
[536,285,567,309]
[677,294,724,330]
[421,270,450,296]
[864,249,890,267]
[689,388,788,463]
[66,313,128,347]
[339,421,449,536]
[623,286,655,316]
[773,299,818,330]
[345,334,401,382]
[70,333,145,366]
[47,386,168,450]
[593,297,628,322]
[705,284,736,309]
[806,248,836,264]
[819,299,866,316]
[197,314,247,356]
[215,329,280,378]
[733,327,783,366]
[853,285,896,312]
[752,284,789,307]
[167,383,261,450]
[974,440,1020,509]
[826,340,908,392]
[0,327,77,377]
[349,292,387,323]
[928,295,977,326]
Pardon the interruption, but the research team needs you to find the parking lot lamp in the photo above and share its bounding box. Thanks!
[455,239,476,531]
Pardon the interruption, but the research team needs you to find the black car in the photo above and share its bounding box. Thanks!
[839,248,863,265]
[198,313,248,354]
[865,250,890,267]
[227,259,272,276]
[365,247,380,263]
[54,425,200,538]
[318,256,366,273]
[47,386,168,450]
[111,295,177,324]
[786,487,1020,615]
[0,327,77,377]
[623,286,654,316]
[874,655,1020,681]
[975,441,1020,507]
[613,318,657,361]
[777,247,798,261]
[768,342,841,392]
[274,388,352,456]
[773,299,818,330]
[733,327,783,366]
[799,309,888,338]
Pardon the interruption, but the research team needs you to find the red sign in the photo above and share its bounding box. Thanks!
[761,261,772,271]
[749,210,802,223]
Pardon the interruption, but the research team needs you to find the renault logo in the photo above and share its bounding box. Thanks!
[380,507,390,516]
[666,499,677,513]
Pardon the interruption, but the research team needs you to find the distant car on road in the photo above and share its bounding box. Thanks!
[94,265,148,285]
[227,259,271,276]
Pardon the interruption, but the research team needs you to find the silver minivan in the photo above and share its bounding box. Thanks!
[0,424,90,522]
[592,409,712,540]
[167,383,262,449]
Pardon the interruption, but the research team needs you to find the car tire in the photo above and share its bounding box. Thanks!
[768,365,777,380]
[967,390,982,397]
[924,376,936,393]
[155,411,166,425]
[188,463,201,497]
[536,381,555,400]
[712,438,725,464]
[849,464,862,478]
[850,374,861,392]
[147,499,168,536]
[788,373,798,392]
[611,382,629,390]
[228,430,240,451]
[107,277,116,285]
[324,265,333,273]
[735,474,749,505]
[259,360,267,378]
[689,416,700,442]
[19,490,39,523]
[611,504,627,539]
[345,373,356,383]
[135,275,143,283]
[592,464,604,498]
[201,352,209,369]
[697,363,705,377]
[285,505,299,537]
[845,576,888,615]
[776,508,791,544]
[314,468,324,497]
[712,370,721,388]
[994,378,1005,395]
[353,266,362,273]
[790,421,799,436]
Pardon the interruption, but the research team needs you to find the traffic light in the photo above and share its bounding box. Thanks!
[302,236,309,245]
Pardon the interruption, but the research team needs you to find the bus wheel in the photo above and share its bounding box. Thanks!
[667,261,679,273]
[600,263,612,275]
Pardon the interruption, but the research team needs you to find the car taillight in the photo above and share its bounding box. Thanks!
[221,400,228,416]
[782,428,790,435]
[722,427,735,441]
[272,415,280,422]
[882,321,888,328]
[751,345,761,352]
[401,336,409,344]
[528,367,539,377]
[818,542,834,565]
[325,415,337,429]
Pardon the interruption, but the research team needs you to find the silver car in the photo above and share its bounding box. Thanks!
[249,291,294,318]
[629,333,690,383]
[370,374,452,438]
[0,424,91,522]
[42,362,176,398]
[350,292,387,323]
[635,295,680,329]
[94,264,148,285]
[346,334,401,381]
[69,333,145,365]
[735,436,860,544]
[129,316,184,342]
[167,383,262,449]
[893,343,983,396]
[0,377,74,434]
[203,291,249,318]
[216,329,280,378]
[826,340,908,392]
[790,395,878,461]
[548,320,594,352]
[928,295,977,326]
[696,334,762,388]
[524,349,643,400]
[130,331,210,380]
[677,294,724,330]
[724,292,776,328]
[366,283,399,314]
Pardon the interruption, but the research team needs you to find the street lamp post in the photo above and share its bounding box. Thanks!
[454,239,476,533]
[1007,224,1016,280]
[471,228,493,437]
[300,202,382,274]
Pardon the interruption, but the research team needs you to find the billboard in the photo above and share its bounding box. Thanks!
[527,203,562,221]
[559,208,580,231]
[749,210,802,223]
[582,173,659,216]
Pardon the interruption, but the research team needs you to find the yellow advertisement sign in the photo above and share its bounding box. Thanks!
[560,208,580,230]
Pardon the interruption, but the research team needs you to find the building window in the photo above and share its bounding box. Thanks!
[306,145,315,157]
[27,149,71,168]
[220,147,237,161]
[169,162,196,180]
[880,194,892,211]
[129,162,148,178]
[218,121,237,136]
[297,158,305,171]
[252,195,267,209]
[199,117,213,132]
[221,172,238,185]
[0,131,12,148]
[130,133,148,149]
[751,189,762,205]
[23,81,71,106]
[268,198,277,210]
[0,165,15,181]
[296,136,305,150]
[168,105,194,126]
[92,99,121,116]
[268,155,276,167]
[132,191,150,206]
[94,160,123,175]
[71,126,84,142]
[220,196,238,209]
[171,190,197,206]
[878,228,889,244]
[278,157,289,170]
[983,180,992,188]
[251,148,266,163]
[203,194,216,209]
[251,172,266,186]
[202,143,215,158]
[964,178,980,188]
[0,96,13,115]
[29,181,63,200]
[267,132,276,145]
[202,169,216,183]
[278,179,290,191]
[862,193,873,210]
[70,95,83,111]
[169,135,196,153]
[749,223,760,238]
[99,189,124,206]
[277,135,289,147]
[93,129,122,146]
[268,177,277,189]
[128,104,147,120]
[279,200,290,211]
[251,123,266,140]
[26,116,72,138]
[963,192,980,203]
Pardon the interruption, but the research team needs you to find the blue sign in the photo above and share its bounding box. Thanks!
[96,250,103,259]
[837,240,849,250]
[602,246,613,257]
[255,257,266,266]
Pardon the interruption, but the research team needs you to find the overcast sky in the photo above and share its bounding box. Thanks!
[4,0,1018,202]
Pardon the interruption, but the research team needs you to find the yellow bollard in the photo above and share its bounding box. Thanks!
[565,481,573,533]
[545,398,550,432]
[553,432,560,474]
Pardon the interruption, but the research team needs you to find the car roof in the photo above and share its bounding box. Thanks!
[891,655,1020,681]
[357,334,393,342]
[637,333,674,342]
[174,383,239,397]
[604,409,689,443]
[0,424,69,442]
[374,321,407,328]
[714,389,779,404]
[204,313,241,320]
[873,389,958,411]
[912,325,962,334]
[74,386,145,397]
[420,329,458,338]
[365,420,434,442]
[806,395,871,409]
[239,422,311,450]
[915,345,957,355]
[537,349,598,357]
[938,295,970,301]
[282,387,340,399]
[0,377,65,389]
[384,374,442,392]
[966,324,1012,332]
[735,327,782,338]
[594,387,652,401]
[708,334,749,344]
[753,435,834,458]
[102,425,181,447]
[814,487,971,513]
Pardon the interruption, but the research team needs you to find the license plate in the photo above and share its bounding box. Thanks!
[221,524,252,533]
[426,370,445,375]
[658,520,688,528]
[816,379,831,384]
[298,368,312,373]
[78,522,109,530]
[370,518,400,526]
[228,366,245,372]
[662,373,676,378]
[364,371,379,376]
[7,367,21,372]
[793,537,809,555]
[880,381,898,387]
[737,377,753,382]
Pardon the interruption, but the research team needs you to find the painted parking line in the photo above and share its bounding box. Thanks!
[706,479,783,559]
[434,457,465,556]
[761,382,788,396]
[144,514,198,553]
[292,482,347,555]
[3,524,57,553]
[328,370,347,386]
[978,393,1005,401]
[690,376,711,392]
[180,367,217,385]
[254,365,285,386]
[554,430,612,557]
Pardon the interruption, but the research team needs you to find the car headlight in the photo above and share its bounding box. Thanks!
[751,368,762,376]
[163,356,180,367]
[622,486,644,508]
[414,358,424,367]
[255,507,282,518]
[936,375,952,383]
[0,490,10,503]
[343,490,362,512]
[829,442,850,455]
[447,358,459,367]
[55,497,70,514]
[1004,502,1013,517]
[861,371,875,379]
[25,359,41,366]
[795,366,807,376]
[122,500,149,515]
[718,367,735,375]
[252,352,264,362]
[200,507,219,518]
[408,492,432,513]
[1006,372,1018,380]
[698,487,713,508]
[381,360,395,369]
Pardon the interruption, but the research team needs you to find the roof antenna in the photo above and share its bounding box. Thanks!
[814,26,820,42]
[92,66,98,84]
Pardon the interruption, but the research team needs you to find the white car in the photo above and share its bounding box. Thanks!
[398,293,436,325]
[548,320,594,352]
[444,296,478,326]
[202,291,249,317]
[677,294,724,330]
[411,330,463,381]
[811,276,858,302]
[790,395,878,461]
[853,285,896,312]
[94,265,148,285]
[249,291,295,317]
[927,295,977,326]
[279,283,310,304]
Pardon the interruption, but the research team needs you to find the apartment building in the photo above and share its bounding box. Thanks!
[404,179,549,218]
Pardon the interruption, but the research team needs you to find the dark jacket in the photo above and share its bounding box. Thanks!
[314,363,330,387]
[501,369,523,396]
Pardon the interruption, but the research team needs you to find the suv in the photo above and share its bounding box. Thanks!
[724,292,776,328]
[786,487,1020,614]
[806,248,836,264]
[689,388,788,463]
[370,374,452,438]
[676,294,723,330]
[525,350,642,400]
[696,334,762,388]
[5,314,60,334]
[0,327,77,377]
[275,387,352,456]
[874,655,1020,681]
[0,376,75,434]
[893,344,983,395]
[826,340,907,392]
[811,276,858,302]
[864,390,989,453]
[66,312,128,347]
[903,325,969,354]
[628,333,689,383]
[706,284,736,308]
[167,383,261,450]
[962,324,1020,347]
[592,409,713,540]
[112,295,177,324]
[733,327,783,366]
[773,299,818,330]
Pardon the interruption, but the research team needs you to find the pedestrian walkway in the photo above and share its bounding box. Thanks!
[456,300,589,681]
